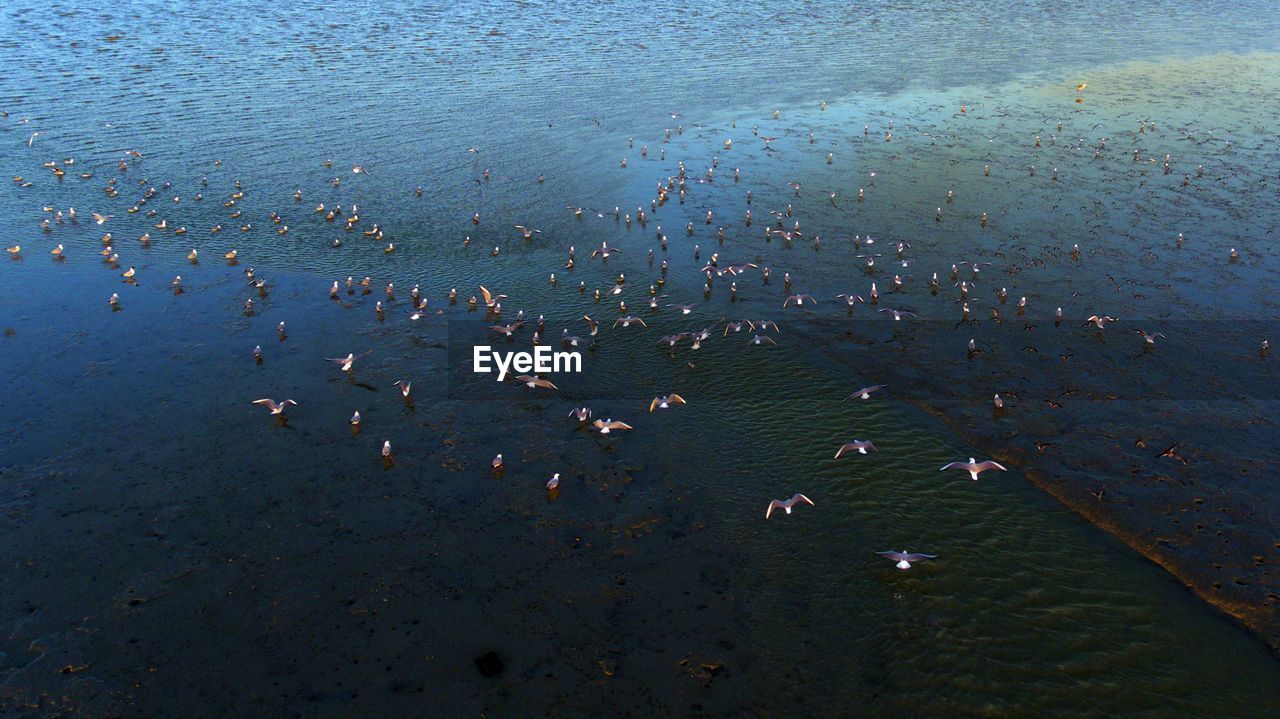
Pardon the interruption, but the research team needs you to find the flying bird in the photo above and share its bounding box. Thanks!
[765,494,814,519]
[591,418,633,434]
[1136,329,1166,345]
[876,551,937,570]
[1083,315,1119,329]
[252,398,297,415]
[514,375,559,390]
[326,351,371,372]
[940,457,1008,480]
[649,394,686,412]
[844,385,885,401]
[835,440,877,458]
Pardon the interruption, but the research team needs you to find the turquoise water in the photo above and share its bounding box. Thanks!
[2,2,1279,716]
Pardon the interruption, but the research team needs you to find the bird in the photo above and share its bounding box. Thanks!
[765,494,814,519]
[878,308,918,321]
[1084,315,1119,329]
[591,418,632,435]
[252,398,297,415]
[1136,330,1166,345]
[876,551,937,570]
[350,411,362,426]
[489,321,525,337]
[91,212,112,225]
[844,385,885,401]
[326,351,371,372]
[1158,442,1188,464]
[514,375,559,390]
[940,457,1008,480]
[773,291,814,304]
[649,394,686,412]
[568,407,593,422]
[393,380,412,398]
[546,473,560,491]
[613,316,647,328]
[478,285,507,308]
[834,440,877,458]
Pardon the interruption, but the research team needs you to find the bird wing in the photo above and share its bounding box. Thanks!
[668,394,686,405]
[977,461,1007,471]
[903,553,937,561]
[793,494,814,506]
[649,398,659,412]
[479,285,493,305]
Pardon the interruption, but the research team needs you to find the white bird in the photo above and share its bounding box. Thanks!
[382,440,393,457]
[350,411,361,425]
[252,398,297,415]
[843,384,885,401]
[515,375,559,390]
[876,550,937,570]
[649,394,686,412]
[878,308,917,321]
[1084,315,1119,329]
[546,473,561,490]
[591,418,632,435]
[765,494,814,519]
[834,440,877,458]
[940,457,1008,480]
[326,351,371,372]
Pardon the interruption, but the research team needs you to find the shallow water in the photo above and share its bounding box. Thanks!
[2,1,1280,716]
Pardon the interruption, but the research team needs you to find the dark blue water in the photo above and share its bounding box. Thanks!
[2,2,1279,716]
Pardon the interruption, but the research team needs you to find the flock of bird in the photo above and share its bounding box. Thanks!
[8,78,1266,575]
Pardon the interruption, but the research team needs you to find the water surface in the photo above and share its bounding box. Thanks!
[2,1,1279,716]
